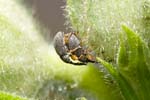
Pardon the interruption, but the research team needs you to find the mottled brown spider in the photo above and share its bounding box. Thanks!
[53,31,97,65]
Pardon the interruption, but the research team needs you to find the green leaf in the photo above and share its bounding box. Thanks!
[98,26,150,100]
[97,57,138,100]
[79,63,122,100]
[0,91,27,100]
[118,25,150,100]
[96,57,117,78]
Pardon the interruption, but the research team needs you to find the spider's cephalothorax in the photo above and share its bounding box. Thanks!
[53,31,96,65]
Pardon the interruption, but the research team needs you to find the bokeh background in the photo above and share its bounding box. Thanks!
[23,0,67,41]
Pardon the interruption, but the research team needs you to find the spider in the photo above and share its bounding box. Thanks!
[53,31,97,65]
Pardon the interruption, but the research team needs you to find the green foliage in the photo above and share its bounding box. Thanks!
[0,91,26,100]
[66,0,150,63]
[97,25,150,100]
[119,25,150,100]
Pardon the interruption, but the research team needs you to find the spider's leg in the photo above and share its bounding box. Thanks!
[86,53,97,62]
[78,54,84,59]
[72,31,78,36]
[69,46,81,53]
